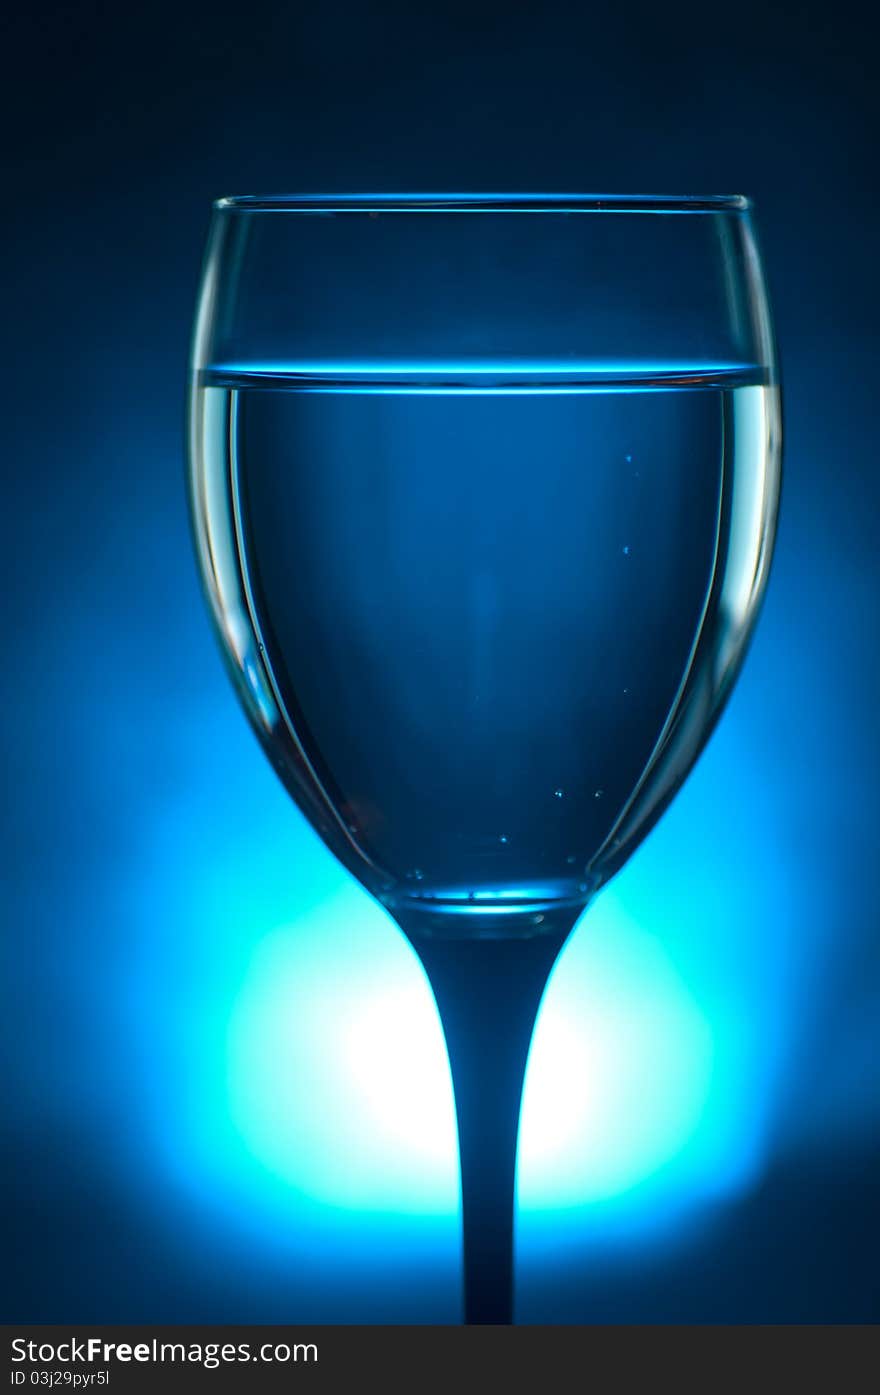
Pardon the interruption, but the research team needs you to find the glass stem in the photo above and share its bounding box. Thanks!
[399,916,576,1324]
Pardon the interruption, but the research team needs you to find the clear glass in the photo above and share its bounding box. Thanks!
[187,193,781,1323]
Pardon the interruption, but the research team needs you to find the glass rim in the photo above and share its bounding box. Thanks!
[213,192,752,214]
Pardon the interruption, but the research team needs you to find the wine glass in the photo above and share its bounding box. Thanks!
[187,194,781,1324]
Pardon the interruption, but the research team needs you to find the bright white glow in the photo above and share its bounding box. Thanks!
[225,884,723,1223]
[342,989,457,1166]
[519,908,714,1208]
[226,889,458,1215]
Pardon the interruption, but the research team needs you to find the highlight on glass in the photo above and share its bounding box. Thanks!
[186,193,781,1323]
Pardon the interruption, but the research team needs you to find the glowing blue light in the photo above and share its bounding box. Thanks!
[132,686,798,1260]
[86,455,873,1304]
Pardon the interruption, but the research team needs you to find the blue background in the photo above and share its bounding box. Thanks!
[3,0,878,1322]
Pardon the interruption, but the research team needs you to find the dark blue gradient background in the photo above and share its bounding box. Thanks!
[3,0,878,1323]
